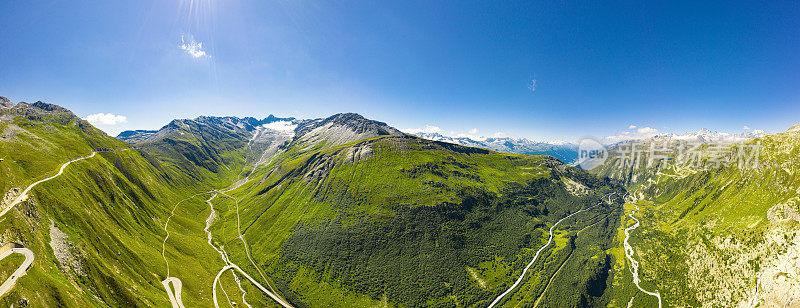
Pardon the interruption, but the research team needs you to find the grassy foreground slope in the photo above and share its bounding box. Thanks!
[0,98,234,306]
[591,124,800,307]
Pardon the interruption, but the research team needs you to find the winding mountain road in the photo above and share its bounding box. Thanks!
[204,193,293,307]
[161,277,185,308]
[0,149,126,299]
[0,246,34,298]
[152,131,289,307]
[486,193,615,308]
[204,186,291,307]
[1,151,98,219]
[216,190,283,299]
[202,131,290,307]
[160,192,208,308]
[212,264,292,308]
[532,213,610,308]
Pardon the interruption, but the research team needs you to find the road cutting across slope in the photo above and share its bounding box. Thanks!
[487,193,616,308]
[0,246,34,298]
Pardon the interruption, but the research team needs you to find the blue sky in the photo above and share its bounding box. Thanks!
[1,1,798,140]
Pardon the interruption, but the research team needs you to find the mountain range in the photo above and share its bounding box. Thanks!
[409,128,770,168]
[411,132,579,164]
[604,128,771,144]
[0,95,798,307]
[0,98,627,307]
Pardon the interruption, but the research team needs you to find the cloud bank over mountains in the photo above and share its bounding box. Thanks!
[85,113,127,125]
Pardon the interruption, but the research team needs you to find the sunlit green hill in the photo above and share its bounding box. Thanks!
[0,98,228,306]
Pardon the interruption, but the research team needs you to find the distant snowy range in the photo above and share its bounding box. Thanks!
[409,132,580,164]
[409,127,770,165]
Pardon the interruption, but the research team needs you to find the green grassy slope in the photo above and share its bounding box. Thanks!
[209,134,626,307]
[129,116,262,187]
[1,101,630,307]
[0,101,129,194]
[0,101,237,306]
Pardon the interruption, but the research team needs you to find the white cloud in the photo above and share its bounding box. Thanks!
[604,126,661,144]
[85,113,127,125]
[402,125,441,134]
[492,132,508,138]
[469,128,479,134]
[422,125,441,133]
[743,125,751,130]
[180,35,209,58]
[637,127,659,134]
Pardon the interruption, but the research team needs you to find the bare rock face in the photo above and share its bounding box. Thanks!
[294,113,406,150]
[744,225,800,308]
[296,113,404,138]
[15,195,41,232]
[49,222,85,276]
[562,177,589,196]
[767,198,800,223]
[788,123,800,133]
[2,188,21,207]
[0,96,14,109]
[747,201,800,308]
[345,143,373,163]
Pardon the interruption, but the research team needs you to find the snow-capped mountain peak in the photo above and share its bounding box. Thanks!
[413,132,578,163]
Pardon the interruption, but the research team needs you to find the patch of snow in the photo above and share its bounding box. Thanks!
[261,121,297,132]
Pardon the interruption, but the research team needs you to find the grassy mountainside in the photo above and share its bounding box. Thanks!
[591,124,800,307]
[0,99,236,306]
[206,128,626,307]
[0,99,128,194]
[128,116,262,185]
[1,99,629,307]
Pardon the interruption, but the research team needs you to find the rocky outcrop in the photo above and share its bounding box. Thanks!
[49,222,85,276]
[2,188,21,207]
[0,96,14,109]
[116,130,157,144]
